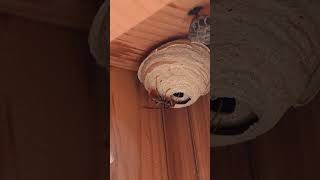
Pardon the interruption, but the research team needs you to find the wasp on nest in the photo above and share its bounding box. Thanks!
[138,5,210,109]
[146,75,193,109]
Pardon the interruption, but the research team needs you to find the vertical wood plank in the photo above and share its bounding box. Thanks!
[110,67,210,180]
[110,67,168,180]
[162,108,199,180]
[110,67,141,180]
[187,95,210,180]
[139,88,169,180]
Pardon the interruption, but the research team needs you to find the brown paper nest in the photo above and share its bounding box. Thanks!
[138,39,210,108]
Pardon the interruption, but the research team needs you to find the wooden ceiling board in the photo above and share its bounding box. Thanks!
[110,0,210,71]
[110,0,174,41]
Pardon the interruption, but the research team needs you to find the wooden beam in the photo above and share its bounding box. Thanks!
[110,0,174,41]
[110,0,210,71]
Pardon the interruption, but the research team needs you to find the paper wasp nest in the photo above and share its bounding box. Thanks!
[211,0,320,146]
[138,39,210,108]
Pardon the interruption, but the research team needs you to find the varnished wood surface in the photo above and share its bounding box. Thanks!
[187,98,210,180]
[163,108,199,180]
[110,0,173,42]
[110,1,210,71]
[110,67,209,180]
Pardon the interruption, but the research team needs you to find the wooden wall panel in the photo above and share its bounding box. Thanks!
[187,96,210,180]
[110,67,168,180]
[139,101,168,179]
[162,108,199,180]
[110,67,209,180]
[110,68,142,180]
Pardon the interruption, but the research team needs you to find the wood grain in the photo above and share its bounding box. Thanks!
[110,0,173,41]
[110,67,168,180]
[139,89,168,180]
[110,1,210,71]
[187,95,210,180]
[162,108,198,180]
[110,67,209,180]
[110,68,142,180]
